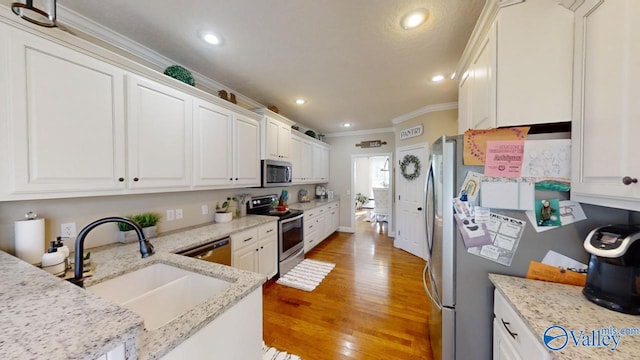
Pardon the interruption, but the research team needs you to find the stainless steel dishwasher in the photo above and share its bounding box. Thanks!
[176,236,231,266]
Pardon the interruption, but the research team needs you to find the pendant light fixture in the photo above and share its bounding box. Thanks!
[11,0,57,28]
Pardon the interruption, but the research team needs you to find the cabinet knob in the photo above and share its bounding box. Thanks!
[229,178,233,181]
[133,177,139,182]
[235,178,239,181]
[118,177,124,182]
[417,207,423,211]
[622,176,638,185]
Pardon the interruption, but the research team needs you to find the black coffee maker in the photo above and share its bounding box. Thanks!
[583,224,640,315]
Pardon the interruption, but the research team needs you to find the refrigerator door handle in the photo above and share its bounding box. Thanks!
[424,159,435,257]
[423,261,442,310]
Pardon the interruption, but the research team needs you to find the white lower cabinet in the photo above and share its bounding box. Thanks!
[493,290,550,360]
[303,201,339,253]
[231,222,278,279]
[161,288,262,360]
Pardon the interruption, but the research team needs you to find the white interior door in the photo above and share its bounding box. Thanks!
[395,144,428,259]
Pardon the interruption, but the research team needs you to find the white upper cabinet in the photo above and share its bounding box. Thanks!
[570,0,640,211]
[256,109,293,161]
[192,99,234,186]
[290,132,316,183]
[457,0,573,131]
[312,143,330,183]
[126,74,192,190]
[2,22,127,198]
[0,19,263,200]
[469,23,496,130]
[233,113,260,186]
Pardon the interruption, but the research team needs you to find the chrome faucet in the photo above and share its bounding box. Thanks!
[68,217,155,287]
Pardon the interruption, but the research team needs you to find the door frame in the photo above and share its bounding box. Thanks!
[394,142,429,259]
[349,152,394,236]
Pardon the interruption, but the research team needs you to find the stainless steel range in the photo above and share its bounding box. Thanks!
[246,194,304,276]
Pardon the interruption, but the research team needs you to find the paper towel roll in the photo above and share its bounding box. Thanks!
[15,218,45,265]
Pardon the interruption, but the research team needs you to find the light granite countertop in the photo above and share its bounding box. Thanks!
[490,274,640,359]
[0,215,276,360]
[289,198,339,212]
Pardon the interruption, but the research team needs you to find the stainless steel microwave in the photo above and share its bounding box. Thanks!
[261,160,292,187]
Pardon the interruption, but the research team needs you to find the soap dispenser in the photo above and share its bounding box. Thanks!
[54,236,70,270]
[41,241,66,276]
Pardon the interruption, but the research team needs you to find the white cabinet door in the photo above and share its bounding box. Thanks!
[302,140,314,181]
[495,0,573,126]
[5,25,126,196]
[234,114,260,186]
[258,234,277,279]
[312,144,330,182]
[262,116,291,160]
[264,117,280,160]
[329,205,340,234]
[469,23,496,130]
[493,320,522,360]
[233,245,257,273]
[277,122,291,160]
[457,72,472,134]
[127,75,192,189]
[571,0,640,211]
[290,134,303,182]
[192,99,233,186]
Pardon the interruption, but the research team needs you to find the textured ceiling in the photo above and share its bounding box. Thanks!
[56,0,484,134]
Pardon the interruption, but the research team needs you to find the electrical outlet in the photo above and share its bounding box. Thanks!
[166,209,175,221]
[175,208,183,220]
[61,222,76,237]
[201,205,209,215]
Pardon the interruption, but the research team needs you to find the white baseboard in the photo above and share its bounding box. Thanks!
[338,226,355,233]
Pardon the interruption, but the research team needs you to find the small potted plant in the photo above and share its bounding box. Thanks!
[215,197,236,223]
[116,212,161,243]
[355,193,368,210]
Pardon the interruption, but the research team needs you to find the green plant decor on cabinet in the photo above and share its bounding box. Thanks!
[164,65,195,86]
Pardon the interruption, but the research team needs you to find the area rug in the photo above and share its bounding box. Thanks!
[276,259,336,292]
[263,342,302,360]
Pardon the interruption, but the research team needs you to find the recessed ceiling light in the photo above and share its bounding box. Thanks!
[401,8,429,30]
[343,123,352,128]
[201,32,221,45]
[431,74,445,82]
[295,98,306,105]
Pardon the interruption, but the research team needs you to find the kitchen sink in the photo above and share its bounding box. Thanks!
[87,263,230,331]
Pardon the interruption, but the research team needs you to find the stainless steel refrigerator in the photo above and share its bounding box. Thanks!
[423,135,628,360]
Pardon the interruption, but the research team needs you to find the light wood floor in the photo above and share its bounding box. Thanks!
[263,216,433,359]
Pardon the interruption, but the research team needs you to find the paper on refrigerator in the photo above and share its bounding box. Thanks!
[525,200,587,232]
[468,213,526,266]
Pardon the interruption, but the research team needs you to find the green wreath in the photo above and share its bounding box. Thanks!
[400,154,421,181]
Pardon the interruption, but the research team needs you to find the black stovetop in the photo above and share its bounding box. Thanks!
[246,194,303,220]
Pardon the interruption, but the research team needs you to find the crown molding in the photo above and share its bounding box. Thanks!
[325,127,395,138]
[391,102,458,125]
[56,4,263,109]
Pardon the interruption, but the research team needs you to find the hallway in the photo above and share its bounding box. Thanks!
[263,218,433,359]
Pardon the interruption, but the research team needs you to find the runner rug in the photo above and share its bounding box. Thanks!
[275,259,336,292]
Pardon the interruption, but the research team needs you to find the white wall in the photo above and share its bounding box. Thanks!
[354,158,371,199]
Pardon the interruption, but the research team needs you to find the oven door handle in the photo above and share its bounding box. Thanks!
[280,213,304,224]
